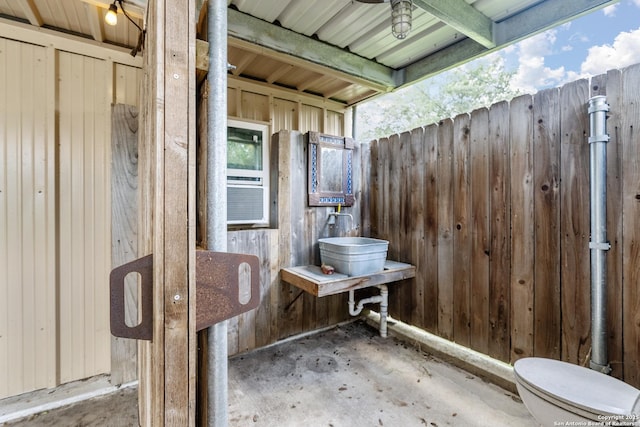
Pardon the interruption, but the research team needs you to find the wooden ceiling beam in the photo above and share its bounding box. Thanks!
[0,18,142,67]
[227,8,398,92]
[324,82,354,100]
[196,37,391,104]
[84,3,105,42]
[297,74,327,93]
[267,63,294,84]
[493,0,618,46]
[230,52,257,76]
[413,0,495,48]
[16,0,43,27]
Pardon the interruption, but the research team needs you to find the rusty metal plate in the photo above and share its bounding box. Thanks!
[110,254,154,340]
[110,251,261,339]
[196,250,260,331]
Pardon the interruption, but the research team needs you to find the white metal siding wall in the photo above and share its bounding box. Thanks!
[0,34,141,399]
[272,98,298,132]
[300,104,322,134]
[0,38,57,399]
[114,63,141,106]
[56,50,111,384]
[326,110,344,135]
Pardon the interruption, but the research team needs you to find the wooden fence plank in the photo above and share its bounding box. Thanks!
[236,233,259,354]
[360,142,372,238]
[369,140,380,238]
[533,88,561,359]
[423,124,439,332]
[509,94,535,363]
[268,229,280,347]
[398,131,413,321]
[227,233,241,355]
[302,208,319,333]
[381,137,391,244]
[388,133,402,315]
[621,63,640,386]
[274,131,303,340]
[255,230,277,349]
[488,101,511,362]
[560,78,591,364]
[452,113,471,347]
[436,119,454,340]
[389,134,401,261]
[409,127,426,326]
[110,104,139,385]
[470,108,490,355]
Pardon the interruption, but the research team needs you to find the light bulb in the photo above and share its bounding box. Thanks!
[105,3,118,26]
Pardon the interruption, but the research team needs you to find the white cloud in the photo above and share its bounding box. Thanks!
[580,28,640,75]
[510,30,569,93]
[568,32,589,43]
[603,4,618,16]
[506,13,640,94]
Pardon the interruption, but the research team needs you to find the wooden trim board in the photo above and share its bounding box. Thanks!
[281,261,415,298]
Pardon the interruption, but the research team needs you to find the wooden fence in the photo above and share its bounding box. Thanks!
[362,64,640,387]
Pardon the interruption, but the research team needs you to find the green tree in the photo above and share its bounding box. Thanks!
[356,56,522,141]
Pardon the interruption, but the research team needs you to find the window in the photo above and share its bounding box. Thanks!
[227,119,270,225]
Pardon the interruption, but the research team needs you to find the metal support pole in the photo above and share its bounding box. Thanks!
[207,0,229,424]
[588,95,611,374]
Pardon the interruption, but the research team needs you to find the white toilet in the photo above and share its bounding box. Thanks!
[514,357,640,426]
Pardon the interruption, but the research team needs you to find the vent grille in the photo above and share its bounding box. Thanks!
[228,186,266,223]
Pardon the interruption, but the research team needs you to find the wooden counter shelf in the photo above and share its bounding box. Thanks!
[281,260,416,297]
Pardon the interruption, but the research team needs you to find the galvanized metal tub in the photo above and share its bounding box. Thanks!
[318,237,389,276]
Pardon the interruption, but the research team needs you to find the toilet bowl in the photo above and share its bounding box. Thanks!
[514,357,640,426]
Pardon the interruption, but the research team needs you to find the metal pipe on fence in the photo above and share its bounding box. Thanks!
[588,95,611,374]
[207,0,229,424]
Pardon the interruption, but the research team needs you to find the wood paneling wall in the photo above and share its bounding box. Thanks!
[270,131,356,340]
[200,131,358,355]
[196,72,355,359]
[362,64,640,388]
[226,77,348,136]
[195,117,358,356]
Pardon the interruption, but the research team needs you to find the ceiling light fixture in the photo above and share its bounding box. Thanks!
[105,1,118,26]
[355,0,413,40]
[390,0,412,39]
[103,0,146,57]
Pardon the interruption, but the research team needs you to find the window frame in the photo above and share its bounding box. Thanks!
[226,118,270,225]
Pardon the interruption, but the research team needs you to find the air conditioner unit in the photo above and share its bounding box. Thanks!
[227,184,269,225]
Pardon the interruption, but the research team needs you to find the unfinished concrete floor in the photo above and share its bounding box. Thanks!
[2,321,536,426]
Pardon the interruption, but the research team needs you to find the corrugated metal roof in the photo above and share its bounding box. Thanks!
[0,0,619,105]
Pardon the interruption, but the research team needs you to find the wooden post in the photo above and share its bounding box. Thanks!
[111,104,140,385]
[138,0,196,425]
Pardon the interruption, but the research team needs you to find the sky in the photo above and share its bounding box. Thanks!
[503,0,640,93]
[356,0,640,138]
